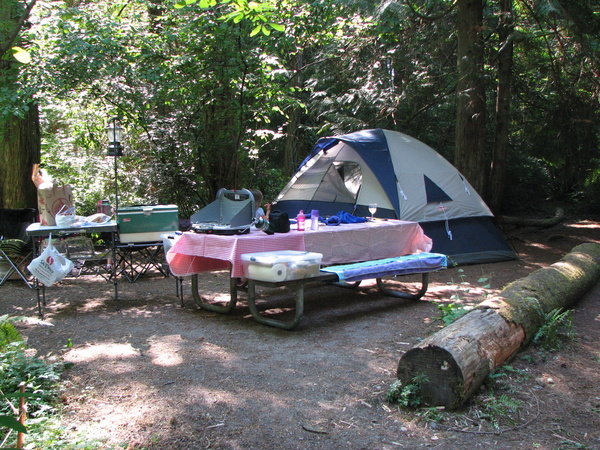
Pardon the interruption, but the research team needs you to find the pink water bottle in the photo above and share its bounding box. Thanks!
[297,210,305,231]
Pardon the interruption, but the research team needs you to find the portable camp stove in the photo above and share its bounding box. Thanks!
[190,189,254,235]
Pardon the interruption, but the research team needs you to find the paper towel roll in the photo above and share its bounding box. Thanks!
[271,263,287,281]
[247,263,288,282]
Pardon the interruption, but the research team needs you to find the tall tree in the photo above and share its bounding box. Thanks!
[454,0,487,196]
[488,0,514,214]
[0,0,39,209]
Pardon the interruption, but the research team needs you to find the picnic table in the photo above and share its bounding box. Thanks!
[166,219,435,326]
[167,219,432,278]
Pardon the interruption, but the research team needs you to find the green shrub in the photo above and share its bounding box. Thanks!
[387,374,429,408]
[533,308,575,351]
[0,316,66,448]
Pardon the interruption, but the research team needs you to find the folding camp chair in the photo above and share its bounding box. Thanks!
[0,208,37,288]
[115,242,169,283]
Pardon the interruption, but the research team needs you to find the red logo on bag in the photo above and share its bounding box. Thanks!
[52,198,71,215]
[46,256,54,265]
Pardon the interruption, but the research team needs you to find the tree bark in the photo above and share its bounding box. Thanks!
[488,0,514,215]
[454,0,487,196]
[397,243,600,409]
[0,0,41,210]
[283,52,303,178]
[0,104,41,210]
[0,0,37,60]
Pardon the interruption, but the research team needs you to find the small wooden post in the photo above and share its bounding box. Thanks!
[17,382,26,449]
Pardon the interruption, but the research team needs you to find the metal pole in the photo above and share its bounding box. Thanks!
[113,118,119,220]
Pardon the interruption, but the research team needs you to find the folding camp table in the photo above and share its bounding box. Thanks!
[26,221,119,317]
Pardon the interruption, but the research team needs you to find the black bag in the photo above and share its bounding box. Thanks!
[269,211,290,233]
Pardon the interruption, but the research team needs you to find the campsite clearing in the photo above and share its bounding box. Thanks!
[2,218,600,449]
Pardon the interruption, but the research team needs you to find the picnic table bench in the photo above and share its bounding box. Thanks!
[244,252,447,329]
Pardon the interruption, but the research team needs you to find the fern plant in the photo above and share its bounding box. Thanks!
[533,308,575,351]
[0,315,23,351]
[387,374,429,408]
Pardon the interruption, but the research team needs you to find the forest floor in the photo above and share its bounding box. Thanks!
[2,217,600,449]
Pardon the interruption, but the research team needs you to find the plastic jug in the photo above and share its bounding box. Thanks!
[310,210,319,231]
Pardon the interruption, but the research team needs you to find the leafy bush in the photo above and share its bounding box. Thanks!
[0,317,21,349]
[387,374,429,408]
[0,316,66,448]
[533,308,575,351]
[436,302,472,326]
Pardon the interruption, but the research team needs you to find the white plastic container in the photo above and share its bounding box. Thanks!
[55,213,75,228]
[241,250,323,282]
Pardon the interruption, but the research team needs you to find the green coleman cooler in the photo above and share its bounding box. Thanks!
[117,205,179,243]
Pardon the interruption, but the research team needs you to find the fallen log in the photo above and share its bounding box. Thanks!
[396,243,600,409]
[501,207,565,228]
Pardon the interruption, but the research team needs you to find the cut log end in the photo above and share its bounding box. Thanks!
[397,346,464,408]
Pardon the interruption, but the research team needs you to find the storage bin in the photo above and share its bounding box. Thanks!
[118,205,179,243]
[241,250,323,282]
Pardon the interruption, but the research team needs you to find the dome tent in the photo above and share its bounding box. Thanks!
[272,129,516,265]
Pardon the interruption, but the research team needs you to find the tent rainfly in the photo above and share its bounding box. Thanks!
[272,129,517,265]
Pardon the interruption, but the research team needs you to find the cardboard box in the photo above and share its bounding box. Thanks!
[118,205,179,243]
[241,250,323,282]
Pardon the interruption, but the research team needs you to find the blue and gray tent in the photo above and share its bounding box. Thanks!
[272,129,517,265]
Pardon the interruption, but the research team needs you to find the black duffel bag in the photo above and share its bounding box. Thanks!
[269,211,290,233]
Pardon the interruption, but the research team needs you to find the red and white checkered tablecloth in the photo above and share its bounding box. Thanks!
[166,220,432,278]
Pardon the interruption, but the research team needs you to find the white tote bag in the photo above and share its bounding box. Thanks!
[27,235,74,286]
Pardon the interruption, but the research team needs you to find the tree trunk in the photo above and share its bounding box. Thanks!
[488,0,514,215]
[397,243,600,409]
[0,103,41,210]
[0,0,41,210]
[283,52,303,178]
[454,0,487,196]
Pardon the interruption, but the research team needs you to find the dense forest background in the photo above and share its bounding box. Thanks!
[1,0,599,219]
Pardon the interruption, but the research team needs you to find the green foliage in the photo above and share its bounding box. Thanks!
[0,317,22,351]
[174,0,286,36]
[3,0,598,218]
[387,374,429,408]
[437,270,491,326]
[0,315,86,448]
[0,411,27,435]
[474,394,524,429]
[436,302,472,326]
[485,364,530,393]
[26,0,308,215]
[0,347,63,414]
[533,308,575,351]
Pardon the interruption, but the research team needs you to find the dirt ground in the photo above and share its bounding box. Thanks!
[2,218,600,449]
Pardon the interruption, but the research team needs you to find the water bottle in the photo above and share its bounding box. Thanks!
[310,209,319,231]
[297,210,305,231]
[255,217,275,235]
[97,199,112,216]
